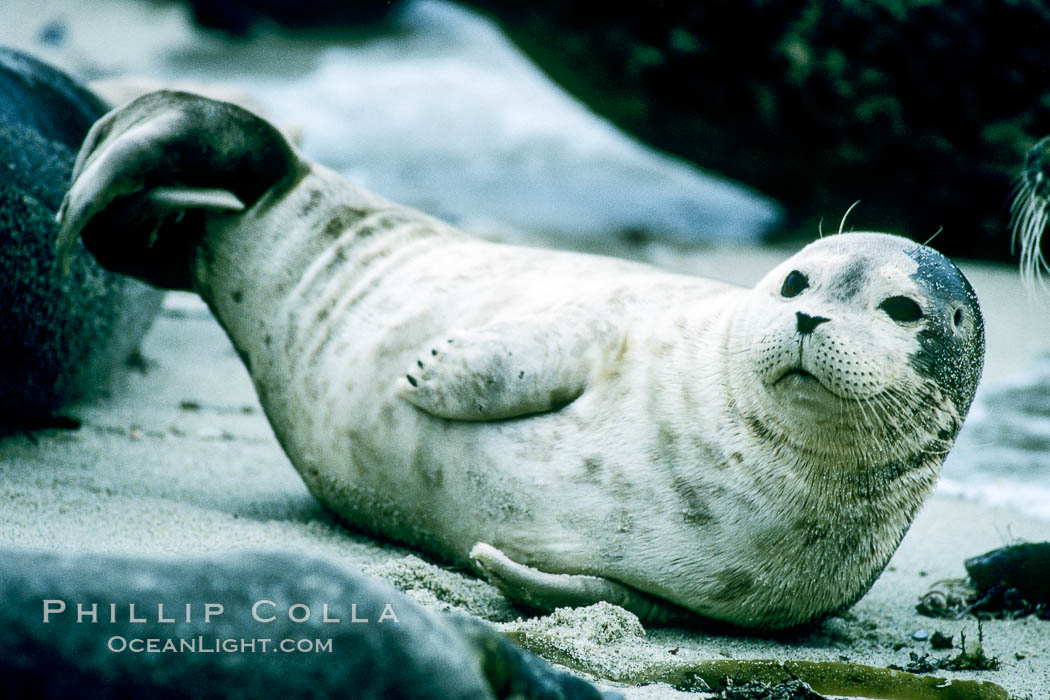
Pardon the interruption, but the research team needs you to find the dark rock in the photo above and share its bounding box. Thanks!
[36,20,67,47]
[0,48,108,151]
[0,548,619,700]
[929,631,953,650]
[457,0,1050,260]
[917,541,1050,621]
[965,542,1050,609]
[181,0,405,35]
[0,48,163,432]
[720,680,827,700]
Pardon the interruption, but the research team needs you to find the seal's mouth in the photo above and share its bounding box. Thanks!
[771,367,845,400]
[774,368,818,385]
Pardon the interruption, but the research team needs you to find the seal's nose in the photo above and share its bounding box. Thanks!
[796,311,830,335]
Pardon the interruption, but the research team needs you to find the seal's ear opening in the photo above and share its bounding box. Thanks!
[56,90,299,290]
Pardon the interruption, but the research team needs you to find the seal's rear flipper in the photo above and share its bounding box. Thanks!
[56,90,299,290]
[470,543,697,626]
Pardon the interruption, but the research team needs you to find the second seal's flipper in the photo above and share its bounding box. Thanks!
[470,543,697,627]
[56,90,299,289]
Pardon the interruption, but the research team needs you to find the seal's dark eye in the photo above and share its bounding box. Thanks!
[879,296,923,323]
[780,270,808,298]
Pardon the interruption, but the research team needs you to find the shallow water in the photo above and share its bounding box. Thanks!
[941,355,1050,522]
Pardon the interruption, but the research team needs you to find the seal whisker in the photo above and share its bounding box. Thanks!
[877,385,958,458]
[922,226,944,247]
[850,391,881,438]
[838,199,862,235]
[1013,200,1038,286]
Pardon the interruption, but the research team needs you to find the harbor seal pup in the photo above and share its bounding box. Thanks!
[56,91,985,629]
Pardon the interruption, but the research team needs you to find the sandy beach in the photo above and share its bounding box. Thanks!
[3,1,1050,697]
[2,257,1048,698]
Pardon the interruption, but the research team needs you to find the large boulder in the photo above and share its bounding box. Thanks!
[0,48,164,432]
[0,548,617,700]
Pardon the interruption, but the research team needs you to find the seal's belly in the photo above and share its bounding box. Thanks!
[242,229,912,625]
[255,234,700,562]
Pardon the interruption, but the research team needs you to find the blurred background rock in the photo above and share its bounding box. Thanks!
[457,0,1050,262]
[5,0,784,257]
[181,0,403,35]
[0,47,163,433]
[20,0,1049,260]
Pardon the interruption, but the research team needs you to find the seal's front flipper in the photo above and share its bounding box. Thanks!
[56,90,298,290]
[398,317,621,421]
[470,543,696,626]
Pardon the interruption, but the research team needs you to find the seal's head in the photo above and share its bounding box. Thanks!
[730,232,984,465]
